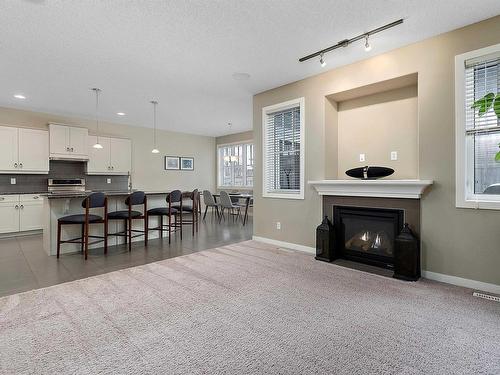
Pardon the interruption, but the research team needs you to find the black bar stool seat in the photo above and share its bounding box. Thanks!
[147,207,178,216]
[107,191,148,252]
[57,192,108,260]
[107,210,142,219]
[59,214,103,224]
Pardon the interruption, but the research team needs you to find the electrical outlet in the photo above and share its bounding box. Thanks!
[391,151,398,161]
[359,153,366,162]
[106,178,111,184]
[10,178,16,185]
[276,222,281,230]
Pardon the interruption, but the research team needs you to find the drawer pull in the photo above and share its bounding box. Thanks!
[0,197,5,201]
[15,205,19,209]
[33,196,39,199]
[14,163,18,168]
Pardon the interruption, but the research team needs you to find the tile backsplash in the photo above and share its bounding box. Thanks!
[0,161,129,193]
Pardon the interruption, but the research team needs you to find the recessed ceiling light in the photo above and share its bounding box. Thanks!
[116,112,126,116]
[14,94,26,99]
[232,72,251,81]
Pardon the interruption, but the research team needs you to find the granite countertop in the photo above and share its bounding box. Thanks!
[1,190,170,199]
[45,190,170,199]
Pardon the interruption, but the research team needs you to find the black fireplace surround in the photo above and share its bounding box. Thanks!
[333,206,404,270]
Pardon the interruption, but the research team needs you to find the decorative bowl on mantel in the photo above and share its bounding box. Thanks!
[345,166,394,180]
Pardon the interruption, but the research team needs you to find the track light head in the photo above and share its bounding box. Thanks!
[320,53,326,67]
[364,35,372,52]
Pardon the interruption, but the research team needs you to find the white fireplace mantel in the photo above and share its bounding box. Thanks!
[308,179,433,199]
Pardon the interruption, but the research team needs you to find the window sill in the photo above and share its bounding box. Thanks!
[456,198,500,210]
[262,192,304,200]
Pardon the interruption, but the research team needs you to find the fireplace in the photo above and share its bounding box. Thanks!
[333,206,404,269]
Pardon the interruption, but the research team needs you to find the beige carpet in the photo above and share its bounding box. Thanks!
[1,240,499,374]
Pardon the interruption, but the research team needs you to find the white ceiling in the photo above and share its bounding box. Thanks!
[1,1,499,136]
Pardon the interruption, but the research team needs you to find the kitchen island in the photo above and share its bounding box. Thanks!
[42,191,173,256]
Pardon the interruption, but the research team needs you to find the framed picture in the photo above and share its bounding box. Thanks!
[165,156,180,170]
[180,157,194,171]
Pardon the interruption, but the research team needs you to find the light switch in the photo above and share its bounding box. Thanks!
[391,151,398,161]
[106,178,112,184]
[10,178,16,185]
[359,154,366,162]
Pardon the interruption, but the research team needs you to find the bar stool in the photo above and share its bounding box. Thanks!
[57,192,108,260]
[107,191,148,252]
[177,189,199,235]
[147,190,182,244]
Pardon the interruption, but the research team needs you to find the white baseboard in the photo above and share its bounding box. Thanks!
[252,236,315,254]
[422,270,500,295]
[252,236,500,295]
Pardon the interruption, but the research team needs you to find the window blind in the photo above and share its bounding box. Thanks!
[265,106,301,193]
[464,55,500,194]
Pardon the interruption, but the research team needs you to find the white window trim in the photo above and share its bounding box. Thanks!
[455,43,500,210]
[216,140,254,190]
[262,97,305,200]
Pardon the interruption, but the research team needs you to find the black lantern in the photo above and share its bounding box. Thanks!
[316,216,335,262]
[393,223,420,281]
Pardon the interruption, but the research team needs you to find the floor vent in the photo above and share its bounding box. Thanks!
[473,291,500,303]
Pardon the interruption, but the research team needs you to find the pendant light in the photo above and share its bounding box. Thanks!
[151,100,159,154]
[91,88,103,149]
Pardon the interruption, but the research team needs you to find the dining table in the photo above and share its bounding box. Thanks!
[212,193,253,225]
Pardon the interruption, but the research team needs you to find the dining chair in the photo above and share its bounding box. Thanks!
[57,192,108,260]
[107,191,148,252]
[202,190,220,221]
[147,190,182,244]
[175,189,199,235]
[219,191,242,223]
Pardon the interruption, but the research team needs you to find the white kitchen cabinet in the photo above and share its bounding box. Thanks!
[49,123,89,159]
[18,128,49,172]
[87,136,131,175]
[0,195,44,234]
[19,195,44,232]
[0,126,49,174]
[110,137,132,175]
[0,127,18,171]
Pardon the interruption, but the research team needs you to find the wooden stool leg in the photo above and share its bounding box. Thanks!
[124,220,128,244]
[81,224,85,253]
[168,214,172,244]
[84,221,89,260]
[203,206,208,220]
[144,215,148,245]
[104,219,108,254]
[128,217,132,252]
[159,215,163,238]
[57,221,62,259]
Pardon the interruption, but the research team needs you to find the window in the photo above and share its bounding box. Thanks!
[217,141,254,188]
[262,97,305,199]
[456,44,500,209]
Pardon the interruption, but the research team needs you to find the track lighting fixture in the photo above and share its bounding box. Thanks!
[364,35,371,52]
[299,19,403,64]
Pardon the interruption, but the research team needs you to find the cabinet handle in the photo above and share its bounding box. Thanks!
[111,166,114,170]
[33,196,39,199]
[71,147,74,152]
[0,197,5,201]
[66,147,70,152]
[20,205,24,209]
[15,205,19,209]
[14,163,18,168]
[19,163,23,168]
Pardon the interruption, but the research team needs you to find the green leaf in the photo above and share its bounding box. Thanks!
[494,94,500,118]
[495,151,500,162]
[471,92,495,116]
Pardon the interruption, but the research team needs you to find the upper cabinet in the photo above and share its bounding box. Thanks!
[87,135,131,175]
[0,126,49,174]
[49,123,89,160]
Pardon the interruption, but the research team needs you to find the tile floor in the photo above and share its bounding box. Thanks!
[0,217,253,297]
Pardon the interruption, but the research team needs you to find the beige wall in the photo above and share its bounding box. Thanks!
[0,106,216,192]
[253,16,500,286]
[337,85,418,179]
